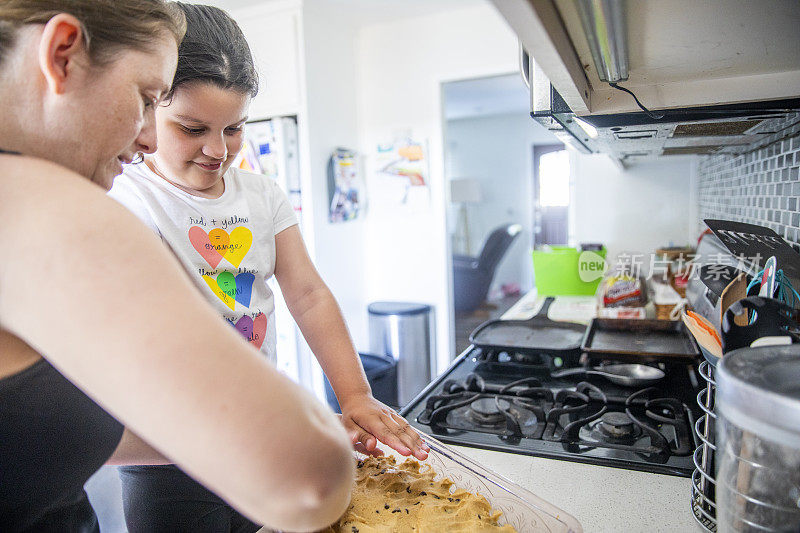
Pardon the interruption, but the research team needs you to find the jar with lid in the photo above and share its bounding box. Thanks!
[715,344,800,531]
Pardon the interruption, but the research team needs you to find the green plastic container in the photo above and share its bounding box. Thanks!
[532,246,607,296]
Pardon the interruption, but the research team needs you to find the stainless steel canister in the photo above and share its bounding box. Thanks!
[715,344,800,532]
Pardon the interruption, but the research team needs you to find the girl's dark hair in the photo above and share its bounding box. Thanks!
[167,3,258,100]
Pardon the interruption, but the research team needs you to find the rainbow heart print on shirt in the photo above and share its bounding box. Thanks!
[202,272,255,310]
[189,226,252,268]
[232,313,267,349]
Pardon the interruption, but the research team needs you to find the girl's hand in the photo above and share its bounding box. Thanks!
[338,394,429,460]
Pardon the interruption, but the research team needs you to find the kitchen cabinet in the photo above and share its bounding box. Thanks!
[233,3,303,120]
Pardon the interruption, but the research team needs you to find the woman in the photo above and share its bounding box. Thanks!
[108,4,427,531]
[0,2,353,532]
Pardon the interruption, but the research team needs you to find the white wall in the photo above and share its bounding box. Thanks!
[357,4,519,373]
[570,154,697,267]
[301,0,368,347]
[445,112,558,294]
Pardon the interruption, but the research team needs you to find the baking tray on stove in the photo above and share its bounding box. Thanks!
[581,318,700,362]
[468,297,587,357]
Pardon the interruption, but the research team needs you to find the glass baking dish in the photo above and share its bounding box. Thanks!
[401,433,583,532]
[259,432,582,532]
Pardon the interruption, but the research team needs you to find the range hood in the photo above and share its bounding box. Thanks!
[496,0,800,164]
[524,51,800,163]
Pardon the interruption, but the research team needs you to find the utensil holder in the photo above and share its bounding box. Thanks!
[691,360,717,532]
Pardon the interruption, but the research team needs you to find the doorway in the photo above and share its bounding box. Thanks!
[441,73,559,354]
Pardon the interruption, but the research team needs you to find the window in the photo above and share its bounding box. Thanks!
[538,150,570,207]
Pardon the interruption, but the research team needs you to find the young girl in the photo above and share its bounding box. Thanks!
[108,3,428,531]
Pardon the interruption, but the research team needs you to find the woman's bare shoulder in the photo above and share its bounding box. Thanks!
[0,154,120,228]
[0,153,76,178]
[0,154,100,204]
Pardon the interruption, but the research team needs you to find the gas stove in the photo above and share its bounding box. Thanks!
[401,346,702,477]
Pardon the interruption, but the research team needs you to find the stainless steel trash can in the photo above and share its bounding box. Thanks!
[368,302,434,406]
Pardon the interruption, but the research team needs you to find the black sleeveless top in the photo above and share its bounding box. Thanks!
[0,149,125,531]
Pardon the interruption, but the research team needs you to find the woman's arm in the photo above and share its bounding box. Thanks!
[273,225,428,460]
[0,156,353,532]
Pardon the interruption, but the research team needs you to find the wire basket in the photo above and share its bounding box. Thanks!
[691,359,717,532]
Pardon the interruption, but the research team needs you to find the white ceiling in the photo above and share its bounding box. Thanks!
[195,0,485,27]
[443,73,532,121]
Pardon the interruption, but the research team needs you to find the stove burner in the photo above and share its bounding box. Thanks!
[468,398,510,425]
[420,374,694,459]
[505,352,543,364]
[406,347,702,477]
[597,412,636,439]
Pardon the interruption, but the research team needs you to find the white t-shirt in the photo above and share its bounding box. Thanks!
[109,163,298,362]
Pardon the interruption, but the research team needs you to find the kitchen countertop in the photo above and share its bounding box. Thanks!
[501,290,598,324]
[451,444,699,532]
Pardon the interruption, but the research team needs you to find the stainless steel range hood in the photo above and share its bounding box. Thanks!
[499,0,800,165]
[523,52,800,164]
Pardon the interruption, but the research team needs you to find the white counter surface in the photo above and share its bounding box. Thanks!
[451,445,699,532]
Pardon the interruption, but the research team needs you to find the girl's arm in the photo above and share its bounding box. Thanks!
[0,156,353,532]
[106,428,172,465]
[273,225,428,460]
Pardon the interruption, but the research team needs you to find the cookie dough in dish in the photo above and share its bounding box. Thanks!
[320,455,517,532]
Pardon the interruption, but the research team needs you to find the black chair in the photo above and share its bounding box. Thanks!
[453,223,522,313]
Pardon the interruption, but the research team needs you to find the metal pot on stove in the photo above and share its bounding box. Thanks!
[715,345,800,532]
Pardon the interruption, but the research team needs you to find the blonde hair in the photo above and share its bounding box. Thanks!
[0,0,185,68]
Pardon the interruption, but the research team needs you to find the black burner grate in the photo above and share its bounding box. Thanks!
[418,372,694,458]
[402,347,702,477]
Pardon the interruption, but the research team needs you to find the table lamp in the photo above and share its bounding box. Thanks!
[449,178,483,255]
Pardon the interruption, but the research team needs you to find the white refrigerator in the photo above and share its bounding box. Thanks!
[233,116,312,386]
